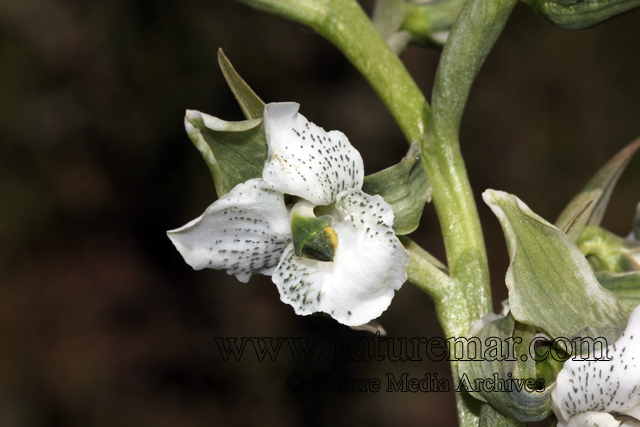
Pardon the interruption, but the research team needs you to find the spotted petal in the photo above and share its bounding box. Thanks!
[556,412,621,427]
[167,178,291,282]
[262,102,364,206]
[273,189,409,326]
[552,304,640,424]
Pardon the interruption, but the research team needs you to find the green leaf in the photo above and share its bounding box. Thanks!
[559,199,593,239]
[578,225,640,273]
[597,271,640,312]
[556,138,640,242]
[483,190,628,342]
[218,49,265,120]
[362,142,432,235]
[459,313,553,422]
[523,0,640,29]
[185,111,268,198]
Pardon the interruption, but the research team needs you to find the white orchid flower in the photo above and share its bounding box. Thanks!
[168,102,409,326]
[551,304,640,427]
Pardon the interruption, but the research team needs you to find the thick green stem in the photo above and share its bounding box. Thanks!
[422,0,517,424]
[424,0,516,336]
[313,1,429,144]
[404,238,484,426]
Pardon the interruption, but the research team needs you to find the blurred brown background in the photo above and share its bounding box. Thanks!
[1,0,640,426]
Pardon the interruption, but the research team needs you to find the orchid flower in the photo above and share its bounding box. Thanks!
[551,304,640,427]
[167,102,409,326]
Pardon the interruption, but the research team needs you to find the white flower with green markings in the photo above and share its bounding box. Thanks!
[551,304,640,427]
[168,102,409,326]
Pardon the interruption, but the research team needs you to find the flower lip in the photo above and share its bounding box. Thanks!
[273,189,409,326]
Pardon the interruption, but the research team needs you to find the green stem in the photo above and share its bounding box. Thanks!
[422,0,517,424]
[404,238,484,426]
[425,0,517,336]
[314,0,429,144]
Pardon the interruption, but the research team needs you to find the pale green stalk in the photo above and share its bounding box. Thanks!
[423,0,517,331]
[423,0,517,424]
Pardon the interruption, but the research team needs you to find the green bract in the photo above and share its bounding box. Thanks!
[524,0,640,29]
[206,52,432,231]
[483,190,628,342]
[555,138,640,242]
[362,143,432,235]
[218,49,265,120]
[459,313,553,422]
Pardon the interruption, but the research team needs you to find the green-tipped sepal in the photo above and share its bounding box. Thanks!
[290,201,338,262]
[483,189,628,342]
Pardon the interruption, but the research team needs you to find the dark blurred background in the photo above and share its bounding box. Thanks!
[1,0,640,426]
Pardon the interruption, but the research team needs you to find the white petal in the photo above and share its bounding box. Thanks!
[272,190,409,326]
[553,305,640,422]
[167,179,291,282]
[262,102,364,206]
[557,412,620,427]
